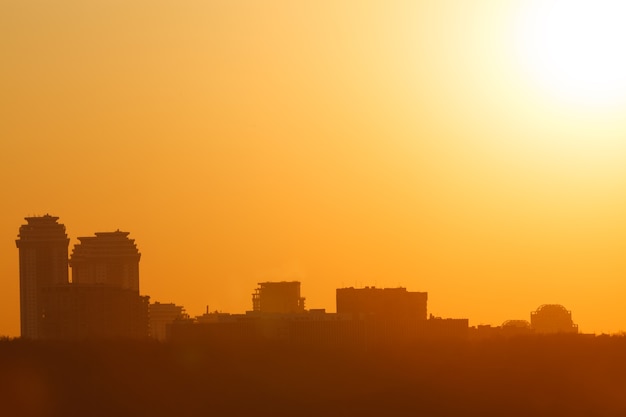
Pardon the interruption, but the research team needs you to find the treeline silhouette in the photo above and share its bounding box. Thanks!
[1,335,625,417]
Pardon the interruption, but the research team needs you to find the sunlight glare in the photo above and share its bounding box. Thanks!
[515,1,626,108]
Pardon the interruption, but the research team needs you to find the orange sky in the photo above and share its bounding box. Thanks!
[2,1,626,336]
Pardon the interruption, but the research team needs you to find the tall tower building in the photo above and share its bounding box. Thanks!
[69,230,141,291]
[40,230,148,339]
[15,215,70,339]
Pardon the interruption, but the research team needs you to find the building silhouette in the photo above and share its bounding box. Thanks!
[172,283,361,347]
[426,315,469,339]
[46,230,149,339]
[16,221,150,340]
[16,217,587,345]
[501,319,532,336]
[336,287,470,341]
[530,304,578,334]
[252,281,305,314]
[15,215,70,339]
[171,283,472,346]
[149,301,188,341]
[336,286,427,321]
[41,284,149,339]
[70,231,140,291]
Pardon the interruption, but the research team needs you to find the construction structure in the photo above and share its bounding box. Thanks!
[501,319,532,337]
[252,281,305,314]
[530,304,578,334]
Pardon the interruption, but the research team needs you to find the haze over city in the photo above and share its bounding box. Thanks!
[3,1,626,338]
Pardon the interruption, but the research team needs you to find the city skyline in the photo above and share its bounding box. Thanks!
[4,2,626,416]
[8,214,592,339]
[2,2,626,337]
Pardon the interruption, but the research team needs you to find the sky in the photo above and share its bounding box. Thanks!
[2,1,626,336]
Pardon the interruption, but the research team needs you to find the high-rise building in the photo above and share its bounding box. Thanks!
[70,230,140,291]
[41,229,148,339]
[15,215,70,339]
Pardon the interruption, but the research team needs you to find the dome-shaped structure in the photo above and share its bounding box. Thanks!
[530,304,578,334]
[501,319,532,336]
[502,320,531,329]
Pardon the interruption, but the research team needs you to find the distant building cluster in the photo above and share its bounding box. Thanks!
[169,282,457,347]
[16,215,149,339]
[16,214,580,342]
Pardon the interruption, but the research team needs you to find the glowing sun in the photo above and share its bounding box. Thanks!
[515,1,626,108]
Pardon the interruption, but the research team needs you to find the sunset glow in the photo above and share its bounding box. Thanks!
[1,1,626,338]
[515,1,626,108]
